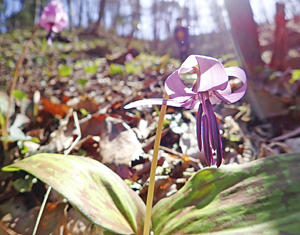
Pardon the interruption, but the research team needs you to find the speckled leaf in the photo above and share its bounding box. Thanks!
[152,153,300,235]
[2,153,145,235]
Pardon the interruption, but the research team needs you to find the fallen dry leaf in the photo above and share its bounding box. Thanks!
[41,98,70,118]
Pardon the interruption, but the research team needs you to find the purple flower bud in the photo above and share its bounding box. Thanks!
[196,103,203,151]
[203,115,213,166]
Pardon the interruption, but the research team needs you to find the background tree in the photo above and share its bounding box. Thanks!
[1,0,300,45]
[6,0,35,31]
[225,0,264,75]
[34,0,41,25]
[67,0,73,31]
[159,1,180,38]
[152,0,158,43]
[0,0,4,28]
[109,0,121,33]
[209,0,226,32]
[95,0,106,29]
[78,0,83,27]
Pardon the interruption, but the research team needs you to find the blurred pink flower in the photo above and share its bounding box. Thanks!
[124,55,247,167]
[125,53,134,62]
[40,0,68,44]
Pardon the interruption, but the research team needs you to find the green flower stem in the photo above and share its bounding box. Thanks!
[143,94,168,235]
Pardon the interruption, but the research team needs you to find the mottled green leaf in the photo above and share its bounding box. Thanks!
[109,64,124,75]
[77,78,88,87]
[5,59,15,68]
[12,174,36,193]
[152,153,300,235]
[125,63,142,75]
[75,60,85,69]
[84,65,98,75]
[58,65,73,77]
[12,89,28,101]
[79,108,89,116]
[2,153,145,235]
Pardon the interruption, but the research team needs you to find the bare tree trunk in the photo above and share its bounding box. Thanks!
[183,6,190,27]
[34,0,41,25]
[126,0,140,48]
[225,0,264,75]
[95,0,106,28]
[79,0,83,27]
[111,0,121,32]
[87,0,91,27]
[270,3,288,70]
[152,0,158,46]
[0,0,6,29]
[165,18,171,37]
[225,0,267,121]
[67,0,73,31]
[210,0,226,32]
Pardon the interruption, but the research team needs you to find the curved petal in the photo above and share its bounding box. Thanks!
[181,98,199,109]
[217,67,247,103]
[124,98,184,109]
[170,55,229,95]
[208,91,222,105]
[178,55,198,74]
[165,71,194,98]
[194,55,228,92]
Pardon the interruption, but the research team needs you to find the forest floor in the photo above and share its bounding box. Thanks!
[0,28,300,234]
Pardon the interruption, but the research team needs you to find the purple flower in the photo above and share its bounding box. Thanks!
[125,55,247,167]
[39,0,68,44]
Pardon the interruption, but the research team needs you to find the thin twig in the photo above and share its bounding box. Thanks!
[271,126,300,142]
[5,26,39,137]
[143,94,168,235]
[64,112,82,155]
[32,112,81,235]
[32,186,51,235]
[158,145,183,157]
[0,220,20,235]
